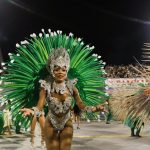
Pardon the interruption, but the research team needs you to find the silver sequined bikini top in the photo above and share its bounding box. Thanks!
[39,79,77,114]
[47,96,71,114]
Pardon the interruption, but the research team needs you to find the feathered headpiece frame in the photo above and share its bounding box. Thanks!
[0,29,108,129]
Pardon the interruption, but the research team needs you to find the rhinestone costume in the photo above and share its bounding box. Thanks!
[39,79,74,130]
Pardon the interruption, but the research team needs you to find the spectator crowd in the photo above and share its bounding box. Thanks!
[104,64,149,78]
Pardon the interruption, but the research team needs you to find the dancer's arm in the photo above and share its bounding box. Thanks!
[36,88,46,111]
[73,87,96,112]
[20,88,46,116]
[73,87,86,109]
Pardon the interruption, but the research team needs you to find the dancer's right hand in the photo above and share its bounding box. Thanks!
[20,108,34,117]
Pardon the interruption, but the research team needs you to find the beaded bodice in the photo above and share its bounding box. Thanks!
[39,79,76,114]
[39,79,76,130]
[47,96,72,115]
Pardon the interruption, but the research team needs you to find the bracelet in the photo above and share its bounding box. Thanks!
[32,107,44,118]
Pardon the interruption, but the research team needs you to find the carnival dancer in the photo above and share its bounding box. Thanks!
[30,107,45,146]
[72,103,82,129]
[0,29,108,150]
[21,48,104,150]
[109,80,150,137]
[105,99,112,124]
[3,100,12,135]
[124,115,144,137]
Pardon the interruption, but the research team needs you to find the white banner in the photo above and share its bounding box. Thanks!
[106,78,150,88]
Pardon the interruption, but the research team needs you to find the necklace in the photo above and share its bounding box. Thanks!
[52,81,67,94]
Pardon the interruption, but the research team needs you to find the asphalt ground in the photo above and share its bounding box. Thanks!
[0,120,150,150]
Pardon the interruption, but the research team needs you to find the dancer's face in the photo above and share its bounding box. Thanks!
[53,66,67,82]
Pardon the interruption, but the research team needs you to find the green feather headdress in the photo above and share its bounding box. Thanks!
[0,29,108,128]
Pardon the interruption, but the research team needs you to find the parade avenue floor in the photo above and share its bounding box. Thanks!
[0,121,150,150]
